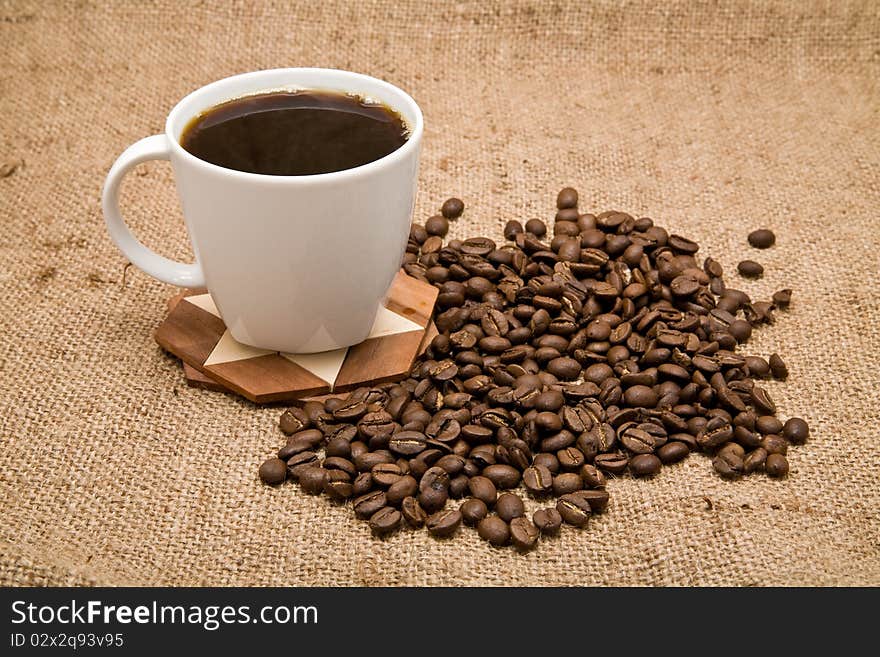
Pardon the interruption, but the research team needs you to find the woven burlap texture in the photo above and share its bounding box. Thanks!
[1,0,878,586]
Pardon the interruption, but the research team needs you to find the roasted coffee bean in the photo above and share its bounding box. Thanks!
[533,507,563,535]
[369,507,402,535]
[657,441,689,464]
[279,407,309,435]
[579,463,606,488]
[525,218,547,237]
[765,453,789,478]
[762,434,788,455]
[323,456,357,478]
[259,458,287,485]
[510,517,540,551]
[353,491,387,519]
[504,220,524,240]
[386,475,418,505]
[419,466,450,512]
[297,466,327,495]
[389,430,428,456]
[575,489,610,513]
[747,228,775,249]
[352,472,373,496]
[552,472,583,495]
[755,415,783,435]
[629,453,661,477]
[495,492,525,522]
[737,260,764,278]
[426,509,462,538]
[772,289,792,309]
[743,447,768,473]
[557,493,591,527]
[400,496,427,528]
[372,462,404,487]
[556,187,578,209]
[441,197,464,219]
[523,464,553,494]
[594,452,629,474]
[769,353,789,380]
[460,497,489,525]
[713,450,744,478]
[751,386,776,414]
[285,451,319,479]
[477,516,510,546]
[468,475,498,506]
[783,417,809,444]
[426,214,450,237]
[482,464,521,489]
[323,470,354,501]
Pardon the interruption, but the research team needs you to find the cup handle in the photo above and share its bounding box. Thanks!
[102,134,206,288]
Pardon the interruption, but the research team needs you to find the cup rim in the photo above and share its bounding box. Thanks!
[165,67,423,183]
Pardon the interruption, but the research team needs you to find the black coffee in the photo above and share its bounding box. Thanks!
[180,90,408,175]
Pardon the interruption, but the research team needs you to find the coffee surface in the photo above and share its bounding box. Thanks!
[180,90,408,175]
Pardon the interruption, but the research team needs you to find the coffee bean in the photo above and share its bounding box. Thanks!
[772,289,792,309]
[389,430,428,456]
[747,229,775,249]
[510,517,540,551]
[765,453,789,478]
[401,496,427,528]
[525,219,547,237]
[460,497,489,526]
[532,508,563,535]
[552,472,583,495]
[769,353,788,380]
[782,417,809,444]
[482,464,521,489]
[297,467,327,495]
[629,454,661,477]
[751,386,776,414]
[761,434,788,455]
[557,493,591,527]
[370,507,402,535]
[495,492,525,522]
[574,489,610,513]
[556,187,578,209]
[737,260,763,278]
[285,451,318,479]
[477,516,511,546]
[504,220,524,240]
[426,509,462,538]
[353,490,387,519]
[579,463,606,488]
[623,385,658,408]
[743,447,767,473]
[323,456,357,478]
[419,466,450,512]
[426,214,450,237]
[279,407,309,435]
[523,464,553,494]
[259,458,287,485]
[467,475,498,506]
[372,463,404,487]
[657,441,689,464]
[594,452,629,474]
[441,197,464,219]
[755,415,783,435]
[386,475,417,505]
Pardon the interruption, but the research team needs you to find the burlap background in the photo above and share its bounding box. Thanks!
[1,0,878,586]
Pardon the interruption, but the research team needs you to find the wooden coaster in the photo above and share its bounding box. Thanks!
[155,271,438,403]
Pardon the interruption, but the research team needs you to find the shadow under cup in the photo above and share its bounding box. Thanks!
[165,69,424,354]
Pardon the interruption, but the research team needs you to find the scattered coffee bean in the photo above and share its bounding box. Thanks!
[772,289,792,309]
[748,229,775,249]
[769,353,788,380]
[369,507,401,535]
[533,508,563,535]
[629,454,662,477]
[765,453,789,478]
[737,260,764,278]
[477,516,510,546]
[258,458,287,485]
[496,492,525,522]
[261,190,808,550]
[460,497,489,526]
[426,509,463,538]
[556,187,578,209]
[426,214,450,237]
[782,417,809,444]
[510,517,540,551]
[441,197,464,219]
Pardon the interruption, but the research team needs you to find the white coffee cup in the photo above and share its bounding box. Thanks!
[103,68,423,353]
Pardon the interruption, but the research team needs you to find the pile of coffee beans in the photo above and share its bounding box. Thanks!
[259,189,809,550]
